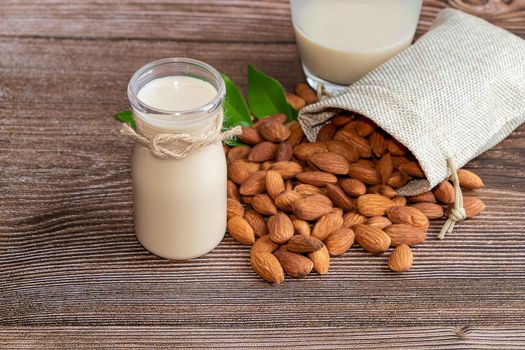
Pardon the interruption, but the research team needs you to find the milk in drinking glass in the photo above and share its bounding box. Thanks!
[290,0,423,93]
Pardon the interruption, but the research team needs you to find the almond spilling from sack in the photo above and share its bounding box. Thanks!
[224,85,486,283]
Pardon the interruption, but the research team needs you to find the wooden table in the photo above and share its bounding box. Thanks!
[1,1,525,348]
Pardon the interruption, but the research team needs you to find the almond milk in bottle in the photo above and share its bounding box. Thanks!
[127,58,227,260]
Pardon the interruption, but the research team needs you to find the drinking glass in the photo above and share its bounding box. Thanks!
[290,0,423,94]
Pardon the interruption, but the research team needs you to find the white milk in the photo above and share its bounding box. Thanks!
[132,75,227,260]
[291,0,422,85]
[137,76,217,116]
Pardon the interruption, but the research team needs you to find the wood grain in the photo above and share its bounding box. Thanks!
[1,0,525,41]
[1,326,525,349]
[1,0,525,348]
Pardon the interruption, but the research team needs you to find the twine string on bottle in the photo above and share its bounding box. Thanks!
[120,116,241,160]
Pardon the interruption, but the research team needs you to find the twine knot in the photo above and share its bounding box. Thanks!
[120,116,241,160]
[438,158,465,239]
[447,207,466,222]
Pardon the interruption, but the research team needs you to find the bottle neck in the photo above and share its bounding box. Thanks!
[133,109,223,139]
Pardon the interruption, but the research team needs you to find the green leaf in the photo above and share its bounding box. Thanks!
[221,73,253,128]
[223,137,245,147]
[114,110,136,129]
[247,65,296,122]
[288,102,298,120]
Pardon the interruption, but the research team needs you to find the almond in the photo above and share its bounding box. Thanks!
[227,145,251,162]
[274,190,302,213]
[386,206,429,231]
[339,178,367,197]
[250,252,285,284]
[308,244,330,274]
[410,202,444,220]
[296,171,338,187]
[357,194,394,217]
[257,121,290,143]
[447,196,485,218]
[285,179,293,191]
[387,138,408,156]
[433,181,455,204]
[312,211,344,241]
[276,142,293,162]
[244,209,268,237]
[261,161,272,171]
[294,183,325,196]
[331,114,353,127]
[227,198,244,219]
[376,153,394,182]
[287,235,323,253]
[334,129,372,158]
[385,171,409,189]
[348,163,382,185]
[457,169,485,190]
[367,184,396,199]
[270,161,303,179]
[308,151,350,175]
[295,83,318,105]
[384,224,427,246]
[342,211,367,228]
[274,251,313,278]
[285,92,306,111]
[332,207,344,217]
[388,244,413,272]
[239,126,263,145]
[392,156,411,168]
[286,121,304,146]
[252,193,277,216]
[266,170,285,200]
[227,180,241,202]
[316,122,337,142]
[408,191,437,203]
[253,113,287,127]
[326,184,355,212]
[325,228,355,256]
[242,196,253,205]
[354,225,391,254]
[370,131,387,157]
[293,142,328,161]
[291,217,311,236]
[248,142,278,162]
[268,212,294,244]
[398,161,425,178]
[325,140,360,162]
[251,235,278,255]
[356,159,375,168]
[366,216,392,229]
[277,244,289,252]
[355,118,376,137]
[239,171,266,196]
[227,216,255,245]
[392,196,407,207]
[228,159,261,185]
[293,194,333,221]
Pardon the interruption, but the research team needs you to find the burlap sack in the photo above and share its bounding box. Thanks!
[298,9,525,237]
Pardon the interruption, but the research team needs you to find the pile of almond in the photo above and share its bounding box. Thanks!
[224,83,486,284]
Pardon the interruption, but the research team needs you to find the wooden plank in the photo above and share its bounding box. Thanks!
[1,38,525,332]
[1,326,525,349]
[1,0,525,347]
[0,1,524,41]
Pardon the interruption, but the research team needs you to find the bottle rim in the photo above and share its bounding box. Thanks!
[127,57,225,124]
